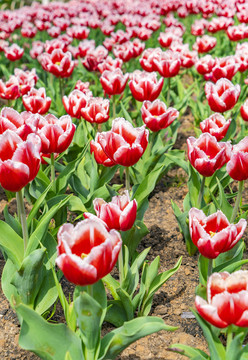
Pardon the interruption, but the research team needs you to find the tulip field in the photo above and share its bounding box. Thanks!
[2,0,248,358]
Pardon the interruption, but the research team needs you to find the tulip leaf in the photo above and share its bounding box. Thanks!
[26,195,71,256]
[105,300,129,327]
[169,344,210,359]
[121,221,149,258]
[1,259,21,307]
[74,291,102,358]
[99,316,177,360]
[171,200,197,256]
[27,182,53,228]
[103,273,120,300]
[188,163,201,208]
[215,242,244,270]
[11,248,46,307]
[226,332,245,360]
[132,165,164,209]
[0,220,24,268]
[16,304,84,360]
[191,309,226,360]
[198,255,209,286]
[116,288,134,321]
[164,151,189,174]
[120,101,133,123]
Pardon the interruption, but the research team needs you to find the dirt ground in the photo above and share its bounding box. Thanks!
[1,112,246,359]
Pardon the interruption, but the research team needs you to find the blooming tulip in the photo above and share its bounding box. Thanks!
[139,48,162,73]
[39,49,75,78]
[195,55,215,75]
[212,57,239,82]
[90,134,115,167]
[62,90,88,119]
[0,130,41,192]
[226,137,248,181]
[98,56,123,74]
[96,118,149,167]
[84,191,137,231]
[24,113,76,155]
[22,88,51,115]
[4,44,24,61]
[14,68,38,96]
[195,271,248,328]
[187,133,231,177]
[141,100,179,132]
[81,97,110,124]
[205,78,240,113]
[56,218,122,286]
[189,208,247,259]
[153,50,181,78]
[200,113,231,141]
[240,99,248,122]
[0,76,20,100]
[100,69,129,96]
[192,35,217,53]
[129,70,164,102]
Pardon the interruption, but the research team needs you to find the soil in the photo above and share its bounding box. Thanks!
[0,111,247,360]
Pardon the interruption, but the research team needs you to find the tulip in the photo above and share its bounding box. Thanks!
[81,97,110,124]
[129,70,164,102]
[100,69,129,96]
[0,107,33,139]
[139,48,162,73]
[189,208,247,259]
[44,39,67,54]
[66,25,90,40]
[0,130,41,192]
[62,90,88,119]
[39,49,75,78]
[195,271,248,328]
[90,134,115,167]
[14,68,38,96]
[180,50,198,68]
[158,32,179,48]
[4,44,24,61]
[200,113,231,141]
[113,42,133,63]
[212,57,239,83]
[240,99,248,122]
[96,118,149,167]
[0,76,20,100]
[98,56,123,74]
[56,218,122,286]
[21,25,37,38]
[78,39,95,57]
[153,50,181,78]
[30,41,44,59]
[205,78,240,113]
[195,55,215,75]
[24,113,76,155]
[192,35,217,53]
[187,133,231,177]
[84,191,137,231]
[22,88,51,115]
[226,137,248,181]
[82,46,108,72]
[141,100,179,132]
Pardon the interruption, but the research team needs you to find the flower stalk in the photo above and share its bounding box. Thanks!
[231,180,244,223]
[16,190,28,252]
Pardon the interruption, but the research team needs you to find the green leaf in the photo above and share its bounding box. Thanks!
[116,288,134,321]
[121,221,149,258]
[1,259,20,307]
[120,101,133,123]
[198,255,209,286]
[103,273,120,300]
[26,195,71,255]
[169,344,210,359]
[191,309,226,360]
[0,220,24,268]
[132,166,164,209]
[226,332,244,360]
[11,248,46,307]
[27,182,53,228]
[164,151,189,174]
[74,291,102,359]
[4,205,22,236]
[188,163,201,208]
[99,317,177,360]
[16,304,84,360]
[105,301,129,327]
[140,257,182,316]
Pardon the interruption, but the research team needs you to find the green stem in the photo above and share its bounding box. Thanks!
[167,77,171,106]
[50,152,56,192]
[207,258,213,278]
[112,95,116,119]
[125,166,130,193]
[197,176,206,208]
[231,180,244,223]
[59,77,64,98]
[16,190,28,252]
[87,285,94,298]
[118,245,124,286]
[226,326,233,351]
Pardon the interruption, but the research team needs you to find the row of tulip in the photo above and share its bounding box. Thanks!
[1,0,248,359]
